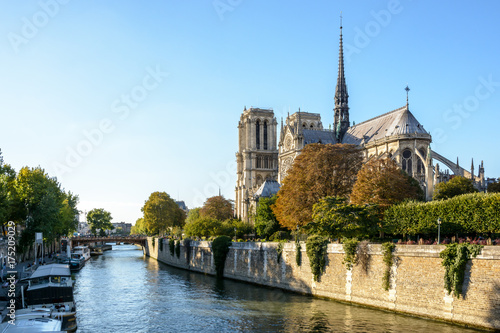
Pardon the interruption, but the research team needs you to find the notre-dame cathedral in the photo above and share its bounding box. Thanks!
[235,24,487,222]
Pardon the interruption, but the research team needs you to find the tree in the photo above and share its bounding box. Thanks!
[0,163,20,225]
[488,179,500,193]
[272,144,363,230]
[433,176,478,200]
[142,191,185,235]
[185,208,201,225]
[15,167,66,251]
[131,217,147,235]
[57,191,79,236]
[199,195,233,221]
[350,157,424,208]
[184,216,222,238]
[305,197,378,239]
[87,208,113,236]
[254,195,286,239]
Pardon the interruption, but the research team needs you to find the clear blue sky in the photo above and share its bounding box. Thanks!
[1,1,499,225]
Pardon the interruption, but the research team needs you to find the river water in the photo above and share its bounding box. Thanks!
[73,244,480,333]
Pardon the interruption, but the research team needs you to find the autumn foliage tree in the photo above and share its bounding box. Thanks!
[199,195,233,221]
[350,157,424,208]
[272,144,363,230]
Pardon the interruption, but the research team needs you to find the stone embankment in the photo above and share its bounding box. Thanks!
[144,238,500,331]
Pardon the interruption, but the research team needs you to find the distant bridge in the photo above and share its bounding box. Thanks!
[71,236,147,247]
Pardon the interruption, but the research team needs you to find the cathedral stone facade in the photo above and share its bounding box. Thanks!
[235,24,486,222]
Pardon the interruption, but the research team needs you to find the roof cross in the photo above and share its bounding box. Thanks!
[405,85,410,107]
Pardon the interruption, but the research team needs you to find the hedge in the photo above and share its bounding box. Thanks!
[384,193,500,236]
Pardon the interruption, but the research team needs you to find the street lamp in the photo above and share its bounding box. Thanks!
[437,217,442,244]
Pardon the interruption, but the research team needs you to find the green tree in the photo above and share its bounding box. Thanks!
[221,219,253,238]
[273,144,363,230]
[185,207,201,225]
[15,167,66,251]
[142,191,186,235]
[254,195,285,239]
[0,162,20,225]
[184,216,222,238]
[488,179,500,193]
[305,197,378,239]
[131,217,147,235]
[433,176,478,200]
[199,195,233,221]
[57,192,79,236]
[87,208,113,236]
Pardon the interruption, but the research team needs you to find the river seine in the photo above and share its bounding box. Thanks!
[73,244,480,332]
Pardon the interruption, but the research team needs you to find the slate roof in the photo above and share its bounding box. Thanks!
[254,179,280,199]
[302,129,337,145]
[342,106,429,145]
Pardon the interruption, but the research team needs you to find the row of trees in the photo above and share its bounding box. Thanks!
[131,144,498,242]
[271,144,425,239]
[0,152,79,253]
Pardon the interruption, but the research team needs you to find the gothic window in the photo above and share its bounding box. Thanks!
[264,121,268,150]
[256,175,263,186]
[402,149,412,174]
[256,120,260,149]
[264,156,269,169]
[256,155,261,168]
[417,149,425,174]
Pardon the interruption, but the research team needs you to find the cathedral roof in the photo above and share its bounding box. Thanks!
[254,179,280,199]
[342,106,430,145]
[303,129,337,145]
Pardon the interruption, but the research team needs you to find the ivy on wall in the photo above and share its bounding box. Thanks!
[175,240,181,258]
[440,243,483,298]
[381,242,395,290]
[306,235,329,282]
[212,236,232,278]
[276,240,286,264]
[169,238,175,256]
[342,238,359,270]
[295,239,302,267]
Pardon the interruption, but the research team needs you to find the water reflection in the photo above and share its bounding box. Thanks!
[73,245,481,333]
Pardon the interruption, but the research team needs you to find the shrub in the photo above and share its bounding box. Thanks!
[169,238,175,256]
[212,236,232,278]
[159,238,163,252]
[295,238,302,267]
[384,193,500,237]
[175,240,181,258]
[306,235,329,282]
[183,238,191,264]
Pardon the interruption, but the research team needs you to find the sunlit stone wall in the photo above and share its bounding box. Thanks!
[145,238,500,330]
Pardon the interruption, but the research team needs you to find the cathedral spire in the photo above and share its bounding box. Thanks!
[334,14,349,142]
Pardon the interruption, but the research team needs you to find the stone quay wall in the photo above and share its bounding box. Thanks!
[144,238,500,331]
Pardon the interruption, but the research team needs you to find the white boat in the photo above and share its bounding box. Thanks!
[24,264,77,332]
[71,246,91,261]
[0,308,64,332]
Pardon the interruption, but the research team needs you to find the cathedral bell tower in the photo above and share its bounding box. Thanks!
[235,107,278,222]
[333,18,350,142]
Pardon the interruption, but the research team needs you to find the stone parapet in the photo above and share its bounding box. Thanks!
[145,238,500,331]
